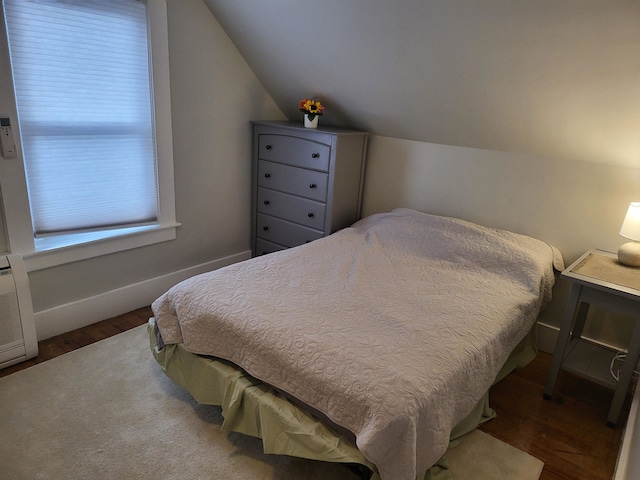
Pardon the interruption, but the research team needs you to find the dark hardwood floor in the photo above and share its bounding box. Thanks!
[0,306,628,479]
[480,353,627,480]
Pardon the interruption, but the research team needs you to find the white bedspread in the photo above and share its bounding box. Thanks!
[153,208,562,480]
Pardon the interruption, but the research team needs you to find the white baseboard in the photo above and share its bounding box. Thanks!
[33,275,622,355]
[34,250,252,341]
[536,321,560,354]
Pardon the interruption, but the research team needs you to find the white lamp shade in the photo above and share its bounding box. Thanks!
[620,202,640,241]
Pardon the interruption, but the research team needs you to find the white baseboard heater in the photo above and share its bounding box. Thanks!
[0,254,37,369]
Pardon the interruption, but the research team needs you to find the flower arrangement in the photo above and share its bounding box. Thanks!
[298,98,325,121]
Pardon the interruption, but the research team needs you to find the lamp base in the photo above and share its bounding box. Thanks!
[617,241,640,267]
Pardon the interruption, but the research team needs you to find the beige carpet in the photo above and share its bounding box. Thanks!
[0,325,544,480]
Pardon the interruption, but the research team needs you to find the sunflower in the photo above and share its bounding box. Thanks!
[298,98,325,120]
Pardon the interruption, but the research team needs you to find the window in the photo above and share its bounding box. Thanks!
[0,0,177,271]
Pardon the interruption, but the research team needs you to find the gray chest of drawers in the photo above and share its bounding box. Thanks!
[251,121,368,256]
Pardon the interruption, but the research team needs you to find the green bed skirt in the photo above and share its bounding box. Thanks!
[148,319,537,480]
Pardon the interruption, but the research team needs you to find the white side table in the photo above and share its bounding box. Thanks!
[543,249,640,427]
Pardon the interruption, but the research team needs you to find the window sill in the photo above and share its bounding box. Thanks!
[20,222,181,272]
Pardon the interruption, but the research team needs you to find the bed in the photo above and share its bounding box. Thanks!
[150,208,563,480]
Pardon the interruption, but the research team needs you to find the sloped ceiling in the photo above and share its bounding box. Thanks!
[203,0,640,166]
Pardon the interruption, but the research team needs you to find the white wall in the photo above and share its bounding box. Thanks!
[199,0,640,351]
[1,0,637,348]
[0,0,285,339]
[362,135,640,350]
[204,0,640,168]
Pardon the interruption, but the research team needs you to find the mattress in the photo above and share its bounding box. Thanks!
[152,208,563,480]
[148,318,538,479]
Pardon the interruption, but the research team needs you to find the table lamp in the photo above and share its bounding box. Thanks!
[618,202,640,267]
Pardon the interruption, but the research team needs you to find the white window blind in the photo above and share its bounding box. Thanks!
[4,0,159,237]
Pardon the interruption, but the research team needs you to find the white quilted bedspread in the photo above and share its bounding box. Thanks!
[153,208,562,480]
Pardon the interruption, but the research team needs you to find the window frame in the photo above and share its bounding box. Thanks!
[0,0,178,272]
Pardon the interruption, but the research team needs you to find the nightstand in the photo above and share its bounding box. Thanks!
[544,249,640,427]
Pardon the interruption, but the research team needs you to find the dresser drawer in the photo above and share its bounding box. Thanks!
[255,238,286,256]
[251,122,367,258]
[258,134,330,171]
[256,213,323,248]
[257,187,326,230]
[258,160,328,202]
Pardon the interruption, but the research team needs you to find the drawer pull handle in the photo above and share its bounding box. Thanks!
[309,183,317,189]
[263,226,269,231]
[265,145,272,150]
[264,173,271,178]
[311,153,319,158]
[263,200,270,205]
[308,213,314,217]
